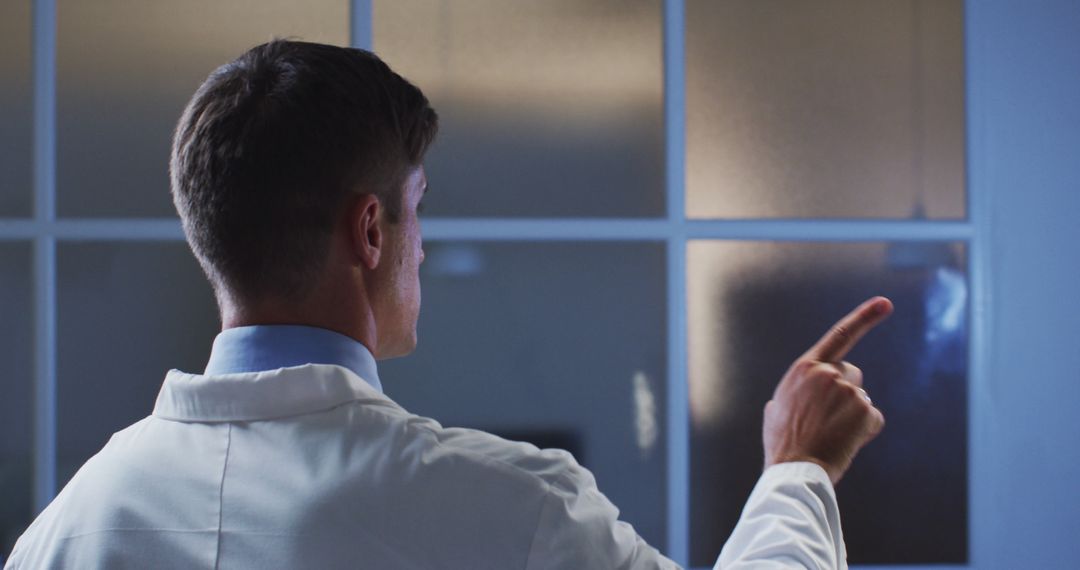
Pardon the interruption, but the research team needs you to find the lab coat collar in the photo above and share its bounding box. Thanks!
[152,364,398,422]
[203,325,382,393]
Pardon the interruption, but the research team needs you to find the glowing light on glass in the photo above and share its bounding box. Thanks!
[686,0,965,219]
[687,240,968,565]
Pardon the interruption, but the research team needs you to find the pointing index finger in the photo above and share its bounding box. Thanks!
[804,296,893,363]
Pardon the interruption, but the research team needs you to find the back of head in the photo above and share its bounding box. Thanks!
[170,40,438,306]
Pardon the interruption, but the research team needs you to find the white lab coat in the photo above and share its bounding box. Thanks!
[6,364,845,569]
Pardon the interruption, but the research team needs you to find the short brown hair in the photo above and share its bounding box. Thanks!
[170,40,438,303]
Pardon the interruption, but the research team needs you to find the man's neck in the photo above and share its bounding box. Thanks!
[203,324,383,392]
[220,291,379,358]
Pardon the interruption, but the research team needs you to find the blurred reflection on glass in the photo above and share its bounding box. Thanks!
[0,244,33,559]
[0,0,32,216]
[687,241,967,565]
[56,0,348,218]
[686,0,965,219]
[57,243,219,487]
[380,242,668,549]
[374,0,665,218]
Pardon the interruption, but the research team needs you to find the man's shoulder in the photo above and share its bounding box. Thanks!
[433,425,590,490]
[355,399,591,494]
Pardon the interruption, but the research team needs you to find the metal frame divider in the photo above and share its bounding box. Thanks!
[664,0,690,564]
[31,0,57,515]
[964,3,990,568]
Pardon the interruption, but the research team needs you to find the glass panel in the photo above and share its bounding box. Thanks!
[0,0,33,217]
[56,0,349,218]
[0,243,33,560]
[687,241,968,565]
[686,0,965,219]
[380,242,668,549]
[374,0,665,218]
[57,243,219,487]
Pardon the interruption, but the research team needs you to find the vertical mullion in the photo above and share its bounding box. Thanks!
[665,238,689,564]
[664,0,689,564]
[350,0,373,51]
[964,0,986,565]
[665,0,686,225]
[32,0,57,513]
[31,239,56,512]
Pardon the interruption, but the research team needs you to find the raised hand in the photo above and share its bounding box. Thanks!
[762,296,894,485]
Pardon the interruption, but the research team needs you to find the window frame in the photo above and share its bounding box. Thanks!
[0,0,982,567]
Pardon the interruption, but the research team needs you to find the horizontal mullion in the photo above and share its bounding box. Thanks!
[423,219,672,241]
[423,218,973,242]
[684,218,973,241]
[0,217,972,242]
[0,220,35,239]
[0,219,185,240]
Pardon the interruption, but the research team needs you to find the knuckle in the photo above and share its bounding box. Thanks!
[821,366,845,384]
[831,324,852,341]
[804,369,839,392]
[833,362,859,384]
[791,360,815,376]
[839,383,861,400]
[805,361,839,379]
[809,378,842,401]
[837,383,871,410]
[813,374,841,393]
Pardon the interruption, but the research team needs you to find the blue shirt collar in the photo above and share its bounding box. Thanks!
[204,325,382,393]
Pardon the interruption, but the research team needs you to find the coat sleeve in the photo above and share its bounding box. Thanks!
[715,462,847,569]
[520,454,845,569]
[521,452,681,570]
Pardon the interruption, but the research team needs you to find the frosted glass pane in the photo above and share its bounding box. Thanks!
[687,241,968,565]
[57,243,219,486]
[380,242,668,549]
[56,0,349,218]
[0,0,33,217]
[687,0,965,219]
[0,244,33,558]
[374,1,665,218]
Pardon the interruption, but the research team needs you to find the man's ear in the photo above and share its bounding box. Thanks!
[349,194,383,270]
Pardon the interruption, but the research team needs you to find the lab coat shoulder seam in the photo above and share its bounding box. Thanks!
[404,419,575,495]
[356,398,574,496]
